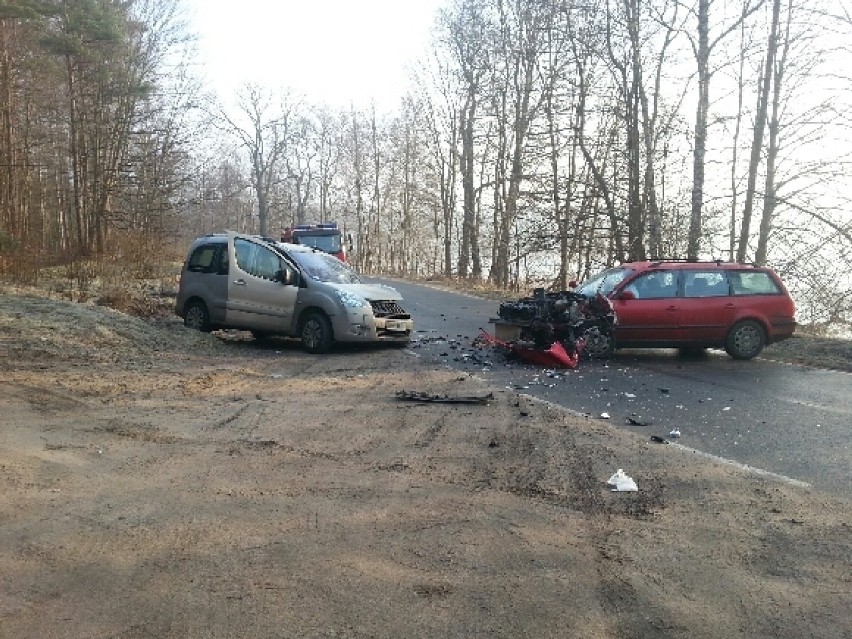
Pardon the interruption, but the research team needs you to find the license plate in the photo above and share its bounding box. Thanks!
[386,320,407,332]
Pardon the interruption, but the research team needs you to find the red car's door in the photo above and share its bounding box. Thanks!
[612,270,681,344]
[678,270,736,343]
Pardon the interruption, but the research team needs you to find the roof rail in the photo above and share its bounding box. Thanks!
[641,258,761,267]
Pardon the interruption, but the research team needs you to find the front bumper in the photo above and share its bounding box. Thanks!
[332,310,413,343]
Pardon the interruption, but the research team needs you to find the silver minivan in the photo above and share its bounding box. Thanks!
[175,232,413,353]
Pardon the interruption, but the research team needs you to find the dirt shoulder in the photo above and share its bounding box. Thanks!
[0,289,850,638]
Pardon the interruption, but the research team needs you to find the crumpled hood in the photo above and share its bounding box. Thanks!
[332,282,404,301]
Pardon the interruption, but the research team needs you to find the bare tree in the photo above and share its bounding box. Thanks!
[440,0,489,278]
[216,85,295,237]
[488,0,551,288]
[736,0,780,262]
[686,0,763,260]
[416,53,459,276]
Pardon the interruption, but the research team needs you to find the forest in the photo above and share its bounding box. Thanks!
[0,0,850,326]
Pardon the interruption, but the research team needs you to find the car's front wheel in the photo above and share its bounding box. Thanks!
[582,324,615,358]
[300,312,333,354]
[725,320,765,359]
[184,300,211,332]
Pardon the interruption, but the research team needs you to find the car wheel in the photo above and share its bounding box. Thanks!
[300,312,333,354]
[582,325,615,358]
[725,320,765,359]
[184,300,211,332]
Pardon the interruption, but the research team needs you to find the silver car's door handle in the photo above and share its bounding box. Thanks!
[233,279,247,286]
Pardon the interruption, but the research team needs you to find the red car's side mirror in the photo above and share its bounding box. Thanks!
[619,290,636,301]
[568,280,578,289]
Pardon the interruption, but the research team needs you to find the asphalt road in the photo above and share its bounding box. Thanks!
[380,278,852,499]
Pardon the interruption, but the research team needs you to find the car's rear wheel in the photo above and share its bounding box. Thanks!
[582,325,615,358]
[725,320,765,359]
[300,312,333,354]
[184,300,211,332]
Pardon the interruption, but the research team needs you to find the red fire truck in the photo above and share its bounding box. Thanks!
[280,222,347,261]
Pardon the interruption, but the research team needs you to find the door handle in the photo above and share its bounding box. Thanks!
[667,305,678,311]
[233,279,246,286]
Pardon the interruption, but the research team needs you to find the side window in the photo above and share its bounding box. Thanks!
[684,271,730,297]
[626,271,679,299]
[187,244,224,273]
[234,239,282,281]
[730,271,781,295]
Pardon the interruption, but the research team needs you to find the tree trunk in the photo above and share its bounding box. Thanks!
[458,96,475,278]
[738,0,780,263]
[688,0,710,261]
[755,0,790,265]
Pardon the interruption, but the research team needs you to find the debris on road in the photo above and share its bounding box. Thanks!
[477,330,582,368]
[649,435,669,444]
[395,390,494,405]
[669,429,682,438]
[627,416,653,426]
[607,468,639,492]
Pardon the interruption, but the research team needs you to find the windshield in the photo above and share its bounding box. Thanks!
[575,267,634,296]
[290,251,361,284]
[295,233,342,254]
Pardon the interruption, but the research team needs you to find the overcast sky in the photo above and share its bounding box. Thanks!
[185,0,447,110]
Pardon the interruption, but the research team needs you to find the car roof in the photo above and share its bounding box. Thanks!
[624,260,768,271]
[189,233,320,255]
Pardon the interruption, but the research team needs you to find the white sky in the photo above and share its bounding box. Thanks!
[185,0,447,111]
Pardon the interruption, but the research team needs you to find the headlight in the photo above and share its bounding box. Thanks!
[335,290,368,308]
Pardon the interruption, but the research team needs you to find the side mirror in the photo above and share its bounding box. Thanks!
[618,290,636,301]
[568,279,578,289]
[275,269,296,286]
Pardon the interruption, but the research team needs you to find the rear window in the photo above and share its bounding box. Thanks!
[729,271,782,295]
[683,271,730,297]
[187,244,226,274]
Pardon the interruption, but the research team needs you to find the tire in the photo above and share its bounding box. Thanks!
[582,325,615,358]
[183,300,211,332]
[725,320,765,359]
[300,312,333,354]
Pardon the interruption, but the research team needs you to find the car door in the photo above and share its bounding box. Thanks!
[612,270,682,344]
[225,233,299,332]
[678,269,736,343]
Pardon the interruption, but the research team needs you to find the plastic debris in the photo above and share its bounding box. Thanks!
[600,412,611,419]
[477,330,582,368]
[607,469,638,492]
[396,390,494,405]
[668,429,681,438]
[627,416,652,426]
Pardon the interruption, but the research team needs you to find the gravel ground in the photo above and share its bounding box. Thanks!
[0,279,849,638]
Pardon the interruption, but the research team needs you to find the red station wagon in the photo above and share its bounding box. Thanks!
[574,261,797,359]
